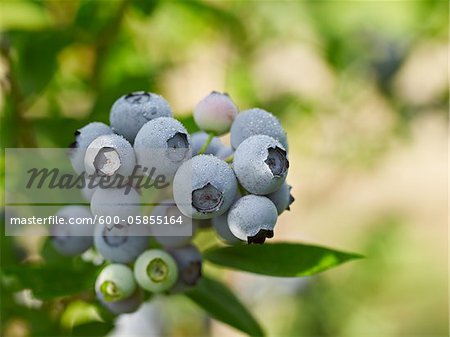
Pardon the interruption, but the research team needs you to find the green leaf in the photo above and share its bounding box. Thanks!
[8,29,70,96]
[204,242,363,277]
[70,321,114,337]
[185,275,265,336]
[1,260,99,300]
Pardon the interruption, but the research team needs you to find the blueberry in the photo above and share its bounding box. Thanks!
[230,108,288,150]
[110,91,172,142]
[233,135,289,194]
[215,145,234,160]
[51,206,94,256]
[84,134,135,179]
[69,122,113,174]
[90,186,141,224]
[228,195,278,244]
[95,264,136,302]
[149,200,198,248]
[266,182,294,214]
[134,117,191,181]
[191,131,223,156]
[81,185,97,201]
[101,289,143,315]
[211,212,241,244]
[134,249,178,293]
[211,191,241,244]
[194,91,238,135]
[167,244,202,292]
[173,155,237,219]
[94,223,149,263]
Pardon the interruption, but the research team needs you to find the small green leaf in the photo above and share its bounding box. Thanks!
[8,29,70,96]
[70,321,114,337]
[204,242,363,277]
[1,260,99,299]
[185,275,265,336]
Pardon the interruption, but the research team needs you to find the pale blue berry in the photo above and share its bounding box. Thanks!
[191,131,223,156]
[84,134,135,178]
[233,135,289,195]
[230,108,288,150]
[266,182,295,215]
[94,223,149,263]
[211,191,241,244]
[215,145,234,160]
[110,91,172,142]
[212,212,241,244]
[90,186,141,224]
[134,117,191,181]
[149,200,198,248]
[228,195,278,244]
[150,199,197,247]
[69,122,113,174]
[173,155,237,219]
[51,206,94,256]
[167,244,202,292]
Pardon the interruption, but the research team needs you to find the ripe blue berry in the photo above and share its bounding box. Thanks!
[230,108,288,150]
[134,117,191,181]
[94,223,149,263]
[134,249,178,293]
[233,135,289,194]
[51,206,94,256]
[101,289,143,315]
[149,200,198,248]
[212,212,241,244]
[173,155,237,219]
[69,122,113,174]
[95,264,136,302]
[167,244,202,292]
[90,186,140,223]
[191,131,223,156]
[194,91,238,135]
[81,185,97,201]
[266,182,294,215]
[228,195,278,244]
[215,145,234,160]
[110,91,172,142]
[211,191,241,244]
[84,134,135,178]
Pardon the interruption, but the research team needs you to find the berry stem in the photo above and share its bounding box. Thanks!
[224,154,234,163]
[197,132,215,155]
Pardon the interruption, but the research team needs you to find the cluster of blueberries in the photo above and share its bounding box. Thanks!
[52,91,294,314]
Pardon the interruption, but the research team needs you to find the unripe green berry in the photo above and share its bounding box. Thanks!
[134,250,178,293]
[194,91,238,135]
[95,264,136,302]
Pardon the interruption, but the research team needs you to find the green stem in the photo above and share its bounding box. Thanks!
[224,154,234,163]
[237,183,249,196]
[198,132,215,155]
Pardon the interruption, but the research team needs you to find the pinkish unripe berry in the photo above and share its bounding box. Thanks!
[193,91,238,135]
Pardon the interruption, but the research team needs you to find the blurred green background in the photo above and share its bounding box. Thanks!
[0,0,448,336]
